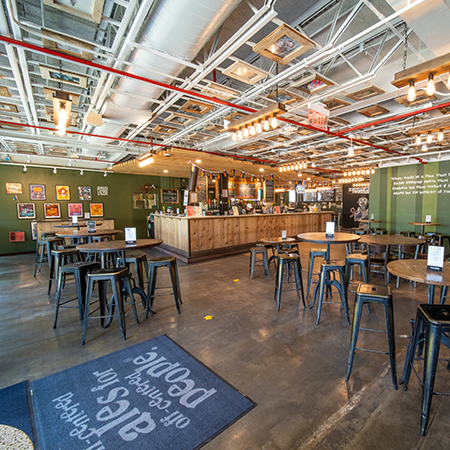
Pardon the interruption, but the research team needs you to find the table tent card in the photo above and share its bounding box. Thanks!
[425,215,432,223]
[87,221,96,233]
[125,227,137,244]
[427,246,445,272]
[281,230,287,239]
[325,221,335,237]
[370,213,374,220]
[72,215,78,225]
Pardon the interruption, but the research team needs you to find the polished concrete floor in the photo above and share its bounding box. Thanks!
[1,244,450,450]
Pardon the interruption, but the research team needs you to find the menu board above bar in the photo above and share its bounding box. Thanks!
[228,178,259,199]
[196,176,207,202]
[265,180,274,202]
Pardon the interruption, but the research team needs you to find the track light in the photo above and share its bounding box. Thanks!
[427,132,432,144]
[23,165,27,172]
[407,79,416,102]
[348,146,354,157]
[104,171,107,177]
[80,169,83,175]
[426,73,436,96]
[53,168,57,174]
[415,134,421,145]
[438,129,444,142]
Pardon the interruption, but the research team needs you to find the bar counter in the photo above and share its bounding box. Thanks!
[154,211,333,263]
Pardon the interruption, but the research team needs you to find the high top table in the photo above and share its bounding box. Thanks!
[409,222,440,235]
[297,232,360,260]
[56,229,122,243]
[260,237,296,266]
[358,219,383,233]
[359,234,421,247]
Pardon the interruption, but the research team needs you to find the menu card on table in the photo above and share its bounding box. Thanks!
[370,213,374,220]
[325,221,335,237]
[87,220,96,233]
[426,215,432,223]
[125,227,137,244]
[281,230,287,239]
[427,246,445,272]
[72,215,78,225]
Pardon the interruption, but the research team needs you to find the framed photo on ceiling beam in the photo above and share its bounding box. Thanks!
[180,99,214,115]
[39,65,88,88]
[253,23,316,65]
[267,88,304,105]
[153,124,178,134]
[357,104,389,118]
[222,60,268,85]
[43,0,105,24]
[0,102,18,113]
[41,28,94,61]
[201,82,240,100]
[344,85,385,101]
[292,73,334,96]
[322,97,351,111]
[165,112,195,126]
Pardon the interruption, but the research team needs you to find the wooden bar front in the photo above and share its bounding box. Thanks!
[154,212,332,263]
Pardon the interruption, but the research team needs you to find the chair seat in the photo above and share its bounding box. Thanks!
[346,253,368,261]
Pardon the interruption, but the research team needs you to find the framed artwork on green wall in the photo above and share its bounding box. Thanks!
[17,203,36,219]
[68,203,83,217]
[56,185,70,201]
[90,203,103,217]
[30,184,46,200]
[161,189,179,204]
[5,182,22,194]
[44,203,61,219]
[78,186,92,201]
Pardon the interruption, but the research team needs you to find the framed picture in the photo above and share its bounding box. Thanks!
[39,65,88,88]
[165,112,195,126]
[180,99,214,115]
[56,185,70,200]
[153,124,179,134]
[253,23,315,65]
[322,97,351,111]
[41,28,94,61]
[30,221,38,240]
[17,203,36,219]
[5,182,22,194]
[29,184,46,201]
[200,82,239,100]
[222,60,268,85]
[161,189,179,204]
[78,186,92,201]
[0,102,18,113]
[97,186,109,196]
[345,84,385,101]
[90,203,104,217]
[292,73,334,95]
[43,0,105,24]
[68,203,83,217]
[44,203,61,219]
[267,88,304,105]
[357,104,389,118]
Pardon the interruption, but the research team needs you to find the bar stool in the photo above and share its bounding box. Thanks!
[117,253,149,289]
[273,253,305,311]
[34,237,65,277]
[82,267,139,344]
[433,234,450,249]
[306,248,327,297]
[249,247,270,279]
[375,228,387,235]
[256,243,274,258]
[346,284,397,389]
[54,261,100,328]
[48,248,81,295]
[400,231,416,237]
[311,260,349,326]
[401,304,450,435]
[147,256,182,316]
[345,253,369,290]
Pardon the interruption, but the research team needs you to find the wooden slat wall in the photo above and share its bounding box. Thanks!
[155,212,331,257]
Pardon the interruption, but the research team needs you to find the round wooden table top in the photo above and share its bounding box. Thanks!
[52,222,103,228]
[0,424,34,448]
[77,239,163,253]
[358,219,383,224]
[359,234,421,246]
[261,237,296,244]
[56,229,122,238]
[409,222,440,227]
[297,232,360,245]
[387,259,450,286]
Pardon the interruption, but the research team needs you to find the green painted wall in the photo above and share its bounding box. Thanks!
[0,165,183,255]
[370,161,450,235]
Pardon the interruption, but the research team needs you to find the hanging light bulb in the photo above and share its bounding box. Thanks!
[263,118,270,131]
[290,165,294,171]
[138,155,154,168]
[232,132,237,141]
[415,134,421,145]
[80,169,83,175]
[344,172,347,176]
[438,129,444,142]
[357,170,361,175]
[279,167,282,172]
[237,129,243,140]
[270,116,278,129]
[57,108,68,136]
[243,127,249,138]
[104,171,107,177]
[427,131,432,144]
[303,163,307,169]
[294,164,299,170]
[256,121,262,134]
[426,73,436,96]
[348,146,355,157]
[250,124,256,136]
[422,144,428,152]
[407,79,416,102]
[283,166,287,172]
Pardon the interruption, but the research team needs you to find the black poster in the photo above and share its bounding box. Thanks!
[342,186,369,229]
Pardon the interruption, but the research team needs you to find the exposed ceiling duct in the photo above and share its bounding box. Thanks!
[87,0,241,144]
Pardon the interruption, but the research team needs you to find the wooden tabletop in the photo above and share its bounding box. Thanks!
[360,234,421,246]
[409,222,440,227]
[358,219,383,224]
[387,259,450,286]
[56,229,122,238]
[77,239,163,253]
[52,222,103,228]
[261,237,296,244]
[297,232,360,245]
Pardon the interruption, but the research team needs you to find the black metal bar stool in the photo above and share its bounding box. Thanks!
[82,267,139,344]
[311,259,349,326]
[54,261,100,328]
[346,283,397,389]
[433,234,450,249]
[345,253,369,290]
[34,237,65,277]
[306,248,327,298]
[400,231,416,237]
[147,256,182,317]
[401,304,450,435]
[249,247,270,279]
[273,253,305,311]
[117,253,149,289]
[48,248,81,295]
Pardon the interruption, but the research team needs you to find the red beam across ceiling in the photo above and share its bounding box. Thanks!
[0,34,420,164]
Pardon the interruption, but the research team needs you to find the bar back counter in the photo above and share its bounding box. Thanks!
[155,211,332,263]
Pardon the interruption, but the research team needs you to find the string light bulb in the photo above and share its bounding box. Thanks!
[243,127,249,138]
[232,132,237,141]
[270,116,277,129]
[426,73,436,96]
[250,124,256,136]
[427,131,432,144]
[237,129,243,140]
[415,134,421,145]
[407,79,416,102]
[263,119,270,131]
[256,121,262,134]
[438,129,444,142]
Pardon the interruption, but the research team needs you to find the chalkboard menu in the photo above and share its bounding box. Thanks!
[265,180,274,202]
[196,176,207,202]
[239,182,257,198]
[161,189,179,203]
[228,181,236,197]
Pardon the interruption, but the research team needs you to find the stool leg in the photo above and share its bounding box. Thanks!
[306,254,314,298]
[315,269,326,325]
[250,251,256,280]
[346,296,364,380]
[345,260,350,292]
[123,274,140,324]
[439,286,448,304]
[81,277,95,345]
[263,251,270,278]
[293,261,306,308]
[421,323,442,435]
[53,268,65,328]
[135,260,144,289]
[146,265,158,318]
[384,299,398,389]
[112,278,126,341]
[169,261,181,314]
[402,313,424,389]
[173,259,183,304]
[275,260,284,311]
